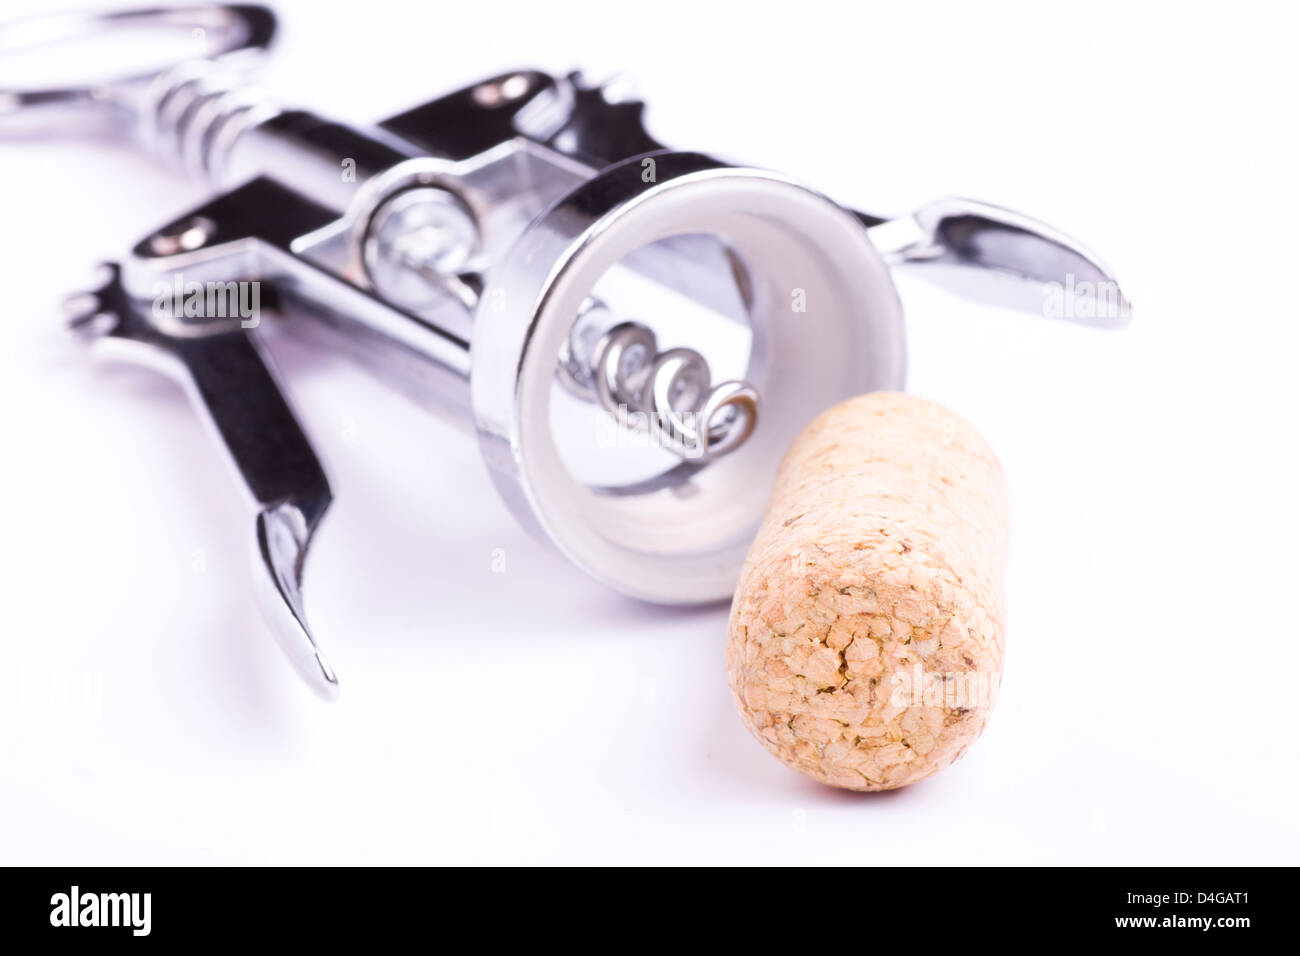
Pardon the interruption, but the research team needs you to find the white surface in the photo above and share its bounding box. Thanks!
[1,0,1297,865]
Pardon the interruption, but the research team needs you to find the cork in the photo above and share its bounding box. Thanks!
[726,392,1009,791]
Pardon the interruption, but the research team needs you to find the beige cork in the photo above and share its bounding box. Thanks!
[726,392,1009,791]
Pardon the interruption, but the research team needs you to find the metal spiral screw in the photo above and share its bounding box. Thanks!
[141,58,281,179]
[559,301,758,461]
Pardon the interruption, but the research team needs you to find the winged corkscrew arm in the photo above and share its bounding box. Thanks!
[67,264,339,699]
[856,198,1132,327]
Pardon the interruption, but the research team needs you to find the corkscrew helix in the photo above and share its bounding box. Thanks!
[0,4,1129,698]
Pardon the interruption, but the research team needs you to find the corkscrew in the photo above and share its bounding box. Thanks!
[0,4,1129,698]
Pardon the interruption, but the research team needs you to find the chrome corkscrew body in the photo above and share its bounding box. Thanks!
[0,3,1129,698]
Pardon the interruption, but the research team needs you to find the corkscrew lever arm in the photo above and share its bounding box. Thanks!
[856,199,1132,328]
[66,263,339,700]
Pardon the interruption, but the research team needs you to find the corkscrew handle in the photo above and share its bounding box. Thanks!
[0,4,275,137]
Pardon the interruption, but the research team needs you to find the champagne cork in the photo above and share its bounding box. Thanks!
[726,393,1009,791]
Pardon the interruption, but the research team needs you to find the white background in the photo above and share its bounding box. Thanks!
[1,0,1297,865]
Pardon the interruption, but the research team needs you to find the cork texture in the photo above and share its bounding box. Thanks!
[726,392,1009,791]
